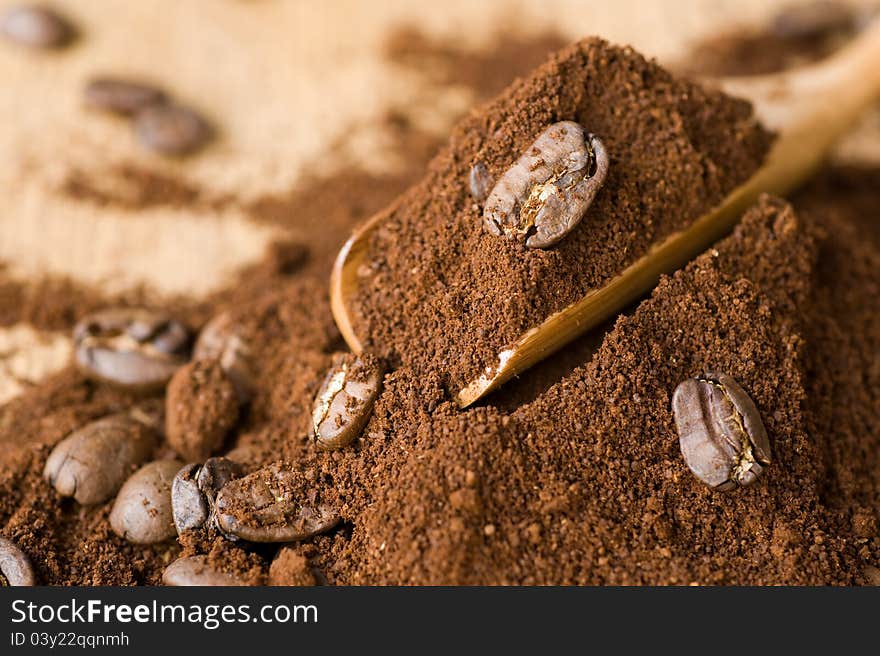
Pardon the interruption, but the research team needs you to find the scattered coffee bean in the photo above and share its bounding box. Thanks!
[134,104,211,156]
[197,456,244,499]
[483,121,608,248]
[772,1,854,40]
[0,537,35,586]
[268,547,316,586]
[672,372,771,491]
[172,457,243,534]
[73,308,191,390]
[194,312,255,403]
[214,463,338,543]
[0,5,73,49]
[84,77,166,115]
[43,413,159,505]
[110,459,182,544]
[162,555,248,586]
[468,161,493,203]
[171,464,207,534]
[166,359,239,461]
[311,352,382,451]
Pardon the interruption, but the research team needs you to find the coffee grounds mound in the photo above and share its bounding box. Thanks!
[324,196,869,584]
[350,37,773,394]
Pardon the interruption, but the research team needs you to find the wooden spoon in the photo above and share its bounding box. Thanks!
[331,19,880,408]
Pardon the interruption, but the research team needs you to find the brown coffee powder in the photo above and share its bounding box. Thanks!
[349,37,773,394]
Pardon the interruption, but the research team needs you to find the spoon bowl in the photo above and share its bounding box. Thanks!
[331,19,880,407]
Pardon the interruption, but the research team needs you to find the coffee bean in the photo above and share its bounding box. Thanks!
[772,1,854,40]
[483,121,608,249]
[84,77,166,115]
[214,463,338,543]
[194,312,255,403]
[1,5,73,49]
[172,457,243,534]
[110,459,182,544]
[672,372,771,491]
[166,359,239,461]
[73,308,191,390]
[197,456,244,498]
[468,161,492,203]
[134,104,211,156]
[311,353,382,451]
[171,464,207,534]
[162,555,248,586]
[43,412,159,505]
[0,537,35,586]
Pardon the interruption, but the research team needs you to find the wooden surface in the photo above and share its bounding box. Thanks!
[1,0,878,402]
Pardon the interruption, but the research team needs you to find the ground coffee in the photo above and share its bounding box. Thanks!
[348,37,773,394]
[0,19,877,586]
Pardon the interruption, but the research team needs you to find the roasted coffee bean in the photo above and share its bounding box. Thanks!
[483,121,608,249]
[311,352,382,451]
[214,464,338,543]
[162,555,248,586]
[73,308,190,390]
[171,463,207,534]
[84,77,166,115]
[468,161,493,203]
[1,5,73,49]
[0,537,35,586]
[172,457,243,534]
[197,456,244,499]
[43,413,159,505]
[194,311,255,403]
[134,104,211,156]
[672,372,771,491]
[166,359,239,461]
[772,1,854,40]
[110,459,182,544]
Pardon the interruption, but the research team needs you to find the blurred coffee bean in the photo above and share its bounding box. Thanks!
[214,464,338,543]
[74,308,190,390]
[84,77,166,115]
[772,1,854,40]
[166,359,239,461]
[311,353,382,451]
[483,121,608,248]
[162,555,248,586]
[197,457,244,499]
[171,463,207,534]
[1,5,74,49]
[672,372,771,491]
[172,457,243,534]
[0,537,35,586]
[468,161,492,203]
[194,312,255,403]
[43,413,159,505]
[134,104,211,156]
[110,460,182,544]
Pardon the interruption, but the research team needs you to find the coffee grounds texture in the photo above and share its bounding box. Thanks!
[349,37,773,394]
[1,25,878,585]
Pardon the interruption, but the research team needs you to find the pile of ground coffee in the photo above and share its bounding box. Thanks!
[0,20,878,585]
[349,37,773,393]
